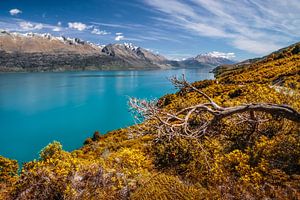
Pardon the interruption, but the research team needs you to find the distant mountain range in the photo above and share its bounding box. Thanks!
[0,31,235,72]
[178,53,235,69]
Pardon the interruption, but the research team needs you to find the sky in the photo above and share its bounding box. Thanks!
[1,0,300,61]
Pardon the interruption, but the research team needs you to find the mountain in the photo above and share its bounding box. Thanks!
[101,43,170,69]
[0,30,237,72]
[0,31,103,54]
[177,53,235,68]
[213,41,300,78]
[0,31,170,72]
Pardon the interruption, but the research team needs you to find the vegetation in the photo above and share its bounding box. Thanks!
[0,156,18,200]
[0,43,299,199]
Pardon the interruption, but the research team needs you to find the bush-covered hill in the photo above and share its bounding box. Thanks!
[213,41,300,89]
[0,43,299,199]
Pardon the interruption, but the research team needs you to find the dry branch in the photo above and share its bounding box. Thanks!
[129,75,300,139]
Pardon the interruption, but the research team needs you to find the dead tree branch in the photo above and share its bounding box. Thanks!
[129,75,300,139]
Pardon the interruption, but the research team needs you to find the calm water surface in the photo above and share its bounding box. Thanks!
[0,69,214,164]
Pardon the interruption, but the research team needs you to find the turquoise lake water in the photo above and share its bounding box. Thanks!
[0,69,214,164]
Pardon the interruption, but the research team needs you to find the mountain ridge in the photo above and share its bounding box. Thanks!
[179,53,235,69]
[0,31,235,72]
[0,31,171,71]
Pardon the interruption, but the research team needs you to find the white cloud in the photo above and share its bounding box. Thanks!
[232,37,281,55]
[165,52,195,61]
[91,22,128,28]
[145,0,198,19]
[68,22,87,31]
[115,35,124,41]
[206,51,235,59]
[19,22,43,30]
[91,28,109,35]
[115,32,125,41]
[52,27,61,32]
[9,9,22,16]
[145,0,300,55]
[34,24,43,30]
[52,22,62,32]
[1,19,65,34]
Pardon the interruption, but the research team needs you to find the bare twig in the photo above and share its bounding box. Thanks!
[129,76,300,140]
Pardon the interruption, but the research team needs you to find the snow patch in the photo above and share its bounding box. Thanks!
[0,30,104,50]
[202,51,235,59]
[124,43,139,51]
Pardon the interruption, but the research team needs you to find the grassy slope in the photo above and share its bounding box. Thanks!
[0,43,300,199]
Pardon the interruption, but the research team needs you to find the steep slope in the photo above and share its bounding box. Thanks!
[213,41,300,81]
[0,31,171,71]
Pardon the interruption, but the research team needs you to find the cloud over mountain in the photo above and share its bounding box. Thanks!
[205,51,235,59]
[68,22,87,31]
[1,1,299,61]
[19,22,43,30]
[115,33,124,41]
[91,28,109,35]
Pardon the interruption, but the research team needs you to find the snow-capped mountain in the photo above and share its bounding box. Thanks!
[0,30,103,53]
[179,53,235,68]
[0,31,170,72]
[0,30,236,72]
[194,53,235,65]
[101,43,168,66]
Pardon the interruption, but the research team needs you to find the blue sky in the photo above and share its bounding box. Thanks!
[1,0,300,61]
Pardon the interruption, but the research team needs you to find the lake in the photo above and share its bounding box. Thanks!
[0,68,214,164]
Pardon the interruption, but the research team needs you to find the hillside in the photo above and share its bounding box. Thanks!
[0,42,299,199]
[213,42,300,89]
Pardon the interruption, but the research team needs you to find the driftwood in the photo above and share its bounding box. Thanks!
[129,75,300,139]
